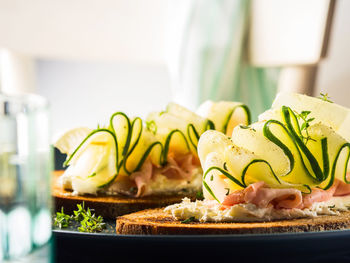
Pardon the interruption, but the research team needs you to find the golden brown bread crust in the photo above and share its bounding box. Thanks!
[116,208,350,235]
[53,171,196,219]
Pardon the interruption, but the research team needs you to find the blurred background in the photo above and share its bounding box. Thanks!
[0,0,348,137]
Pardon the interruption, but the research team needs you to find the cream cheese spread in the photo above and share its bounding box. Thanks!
[164,196,350,222]
[142,168,202,196]
[60,168,202,197]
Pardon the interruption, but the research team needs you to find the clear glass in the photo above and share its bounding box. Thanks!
[0,93,52,262]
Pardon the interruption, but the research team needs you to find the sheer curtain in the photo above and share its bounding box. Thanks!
[167,0,279,120]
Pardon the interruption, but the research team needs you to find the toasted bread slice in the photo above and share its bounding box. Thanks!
[116,208,350,235]
[53,171,196,219]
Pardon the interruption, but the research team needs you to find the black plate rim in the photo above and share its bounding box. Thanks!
[53,227,350,241]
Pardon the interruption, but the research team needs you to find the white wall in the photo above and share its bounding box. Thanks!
[36,60,171,136]
[23,0,350,136]
[0,0,166,63]
[316,0,350,106]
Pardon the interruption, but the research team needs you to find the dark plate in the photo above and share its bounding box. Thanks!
[53,221,350,263]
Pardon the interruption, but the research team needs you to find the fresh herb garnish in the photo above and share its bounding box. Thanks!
[328,205,336,209]
[196,190,204,199]
[223,162,228,171]
[210,175,214,181]
[72,202,86,222]
[53,202,106,233]
[181,217,195,224]
[225,188,230,196]
[53,207,71,229]
[145,120,157,135]
[294,110,316,144]
[77,208,106,233]
[319,92,333,103]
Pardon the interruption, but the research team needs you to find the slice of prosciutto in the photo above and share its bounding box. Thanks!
[222,176,350,210]
[333,174,350,196]
[222,182,303,209]
[130,160,153,197]
[128,153,198,197]
[157,153,196,180]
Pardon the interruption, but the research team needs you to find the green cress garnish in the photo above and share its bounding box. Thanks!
[53,207,71,229]
[53,202,106,233]
[77,208,105,233]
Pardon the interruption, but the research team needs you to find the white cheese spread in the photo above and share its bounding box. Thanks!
[142,168,202,196]
[164,196,350,222]
[60,168,202,197]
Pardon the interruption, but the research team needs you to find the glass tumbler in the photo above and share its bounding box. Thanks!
[0,94,52,262]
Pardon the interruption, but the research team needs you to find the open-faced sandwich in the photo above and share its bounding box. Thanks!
[116,92,350,234]
[53,101,250,218]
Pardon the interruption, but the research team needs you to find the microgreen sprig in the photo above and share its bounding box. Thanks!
[72,202,86,222]
[319,92,333,103]
[294,110,316,144]
[53,202,106,233]
[53,207,71,229]
[77,208,106,233]
[145,120,157,135]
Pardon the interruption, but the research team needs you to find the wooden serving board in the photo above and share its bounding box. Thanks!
[52,171,194,219]
[116,208,350,235]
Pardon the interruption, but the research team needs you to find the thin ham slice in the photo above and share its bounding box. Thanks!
[129,153,197,197]
[130,160,153,197]
[221,176,350,210]
[302,182,338,208]
[334,174,350,196]
[221,181,264,206]
[254,188,303,209]
[222,182,303,209]
[158,153,196,180]
[334,180,350,196]
[302,177,350,207]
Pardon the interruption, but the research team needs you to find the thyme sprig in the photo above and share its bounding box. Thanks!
[145,120,157,135]
[319,92,333,103]
[294,110,316,144]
